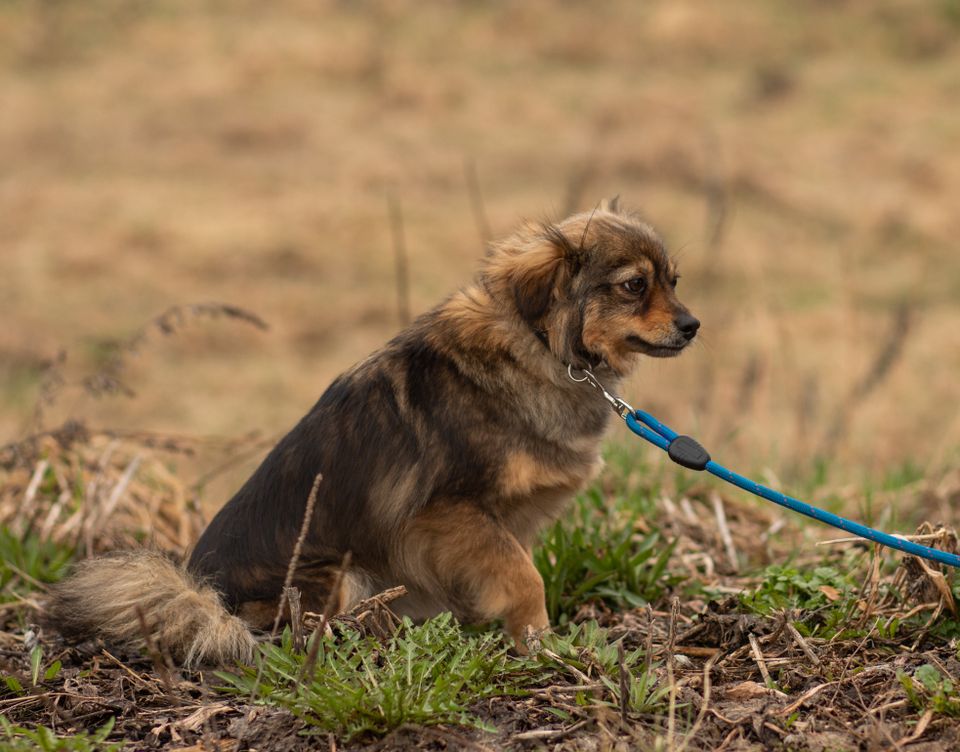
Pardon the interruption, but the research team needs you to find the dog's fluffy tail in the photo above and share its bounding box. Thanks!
[45,551,257,668]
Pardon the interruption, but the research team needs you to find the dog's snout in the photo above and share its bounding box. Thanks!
[674,312,700,340]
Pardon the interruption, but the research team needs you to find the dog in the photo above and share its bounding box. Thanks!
[46,198,699,666]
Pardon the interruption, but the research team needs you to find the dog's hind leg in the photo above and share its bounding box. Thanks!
[237,566,374,630]
[401,503,549,651]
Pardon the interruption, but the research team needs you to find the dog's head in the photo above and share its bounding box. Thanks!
[485,198,699,376]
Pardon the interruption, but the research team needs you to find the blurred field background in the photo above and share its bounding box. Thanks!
[2,0,960,512]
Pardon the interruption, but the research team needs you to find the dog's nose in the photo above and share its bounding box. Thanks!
[675,312,700,340]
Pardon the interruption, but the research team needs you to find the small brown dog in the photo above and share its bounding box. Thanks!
[47,198,699,666]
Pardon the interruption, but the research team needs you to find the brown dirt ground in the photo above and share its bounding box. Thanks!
[2,433,960,750]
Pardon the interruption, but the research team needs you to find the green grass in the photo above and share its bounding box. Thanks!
[0,528,74,605]
[737,563,867,638]
[534,486,679,624]
[217,613,523,740]
[899,664,960,717]
[217,615,668,741]
[0,718,119,752]
[537,621,670,716]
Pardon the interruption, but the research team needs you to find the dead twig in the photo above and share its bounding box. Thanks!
[711,492,739,572]
[748,632,773,687]
[300,551,353,682]
[286,586,304,652]
[271,473,322,637]
[785,621,820,666]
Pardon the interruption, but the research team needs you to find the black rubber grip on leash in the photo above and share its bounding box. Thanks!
[667,435,711,471]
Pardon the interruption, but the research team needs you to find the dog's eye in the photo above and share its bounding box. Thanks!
[671,275,680,289]
[623,277,647,294]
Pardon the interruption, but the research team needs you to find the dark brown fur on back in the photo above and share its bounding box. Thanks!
[47,200,698,663]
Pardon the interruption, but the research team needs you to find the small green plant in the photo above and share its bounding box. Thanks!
[739,564,855,615]
[3,645,64,699]
[738,564,863,638]
[535,488,678,623]
[898,664,960,717]
[217,614,524,740]
[0,717,120,752]
[0,527,74,604]
[538,621,670,715]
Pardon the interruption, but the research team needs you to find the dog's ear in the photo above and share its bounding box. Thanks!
[599,195,621,214]
[485,223,578,325]
[511,237,565,324]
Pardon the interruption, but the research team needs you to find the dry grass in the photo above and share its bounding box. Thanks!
[1,432,959,750]
[1,1,959,509]
[0,429,204,557]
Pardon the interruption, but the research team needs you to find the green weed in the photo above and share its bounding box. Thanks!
[217,613,669,741]
[0,717,119,752]
[537,621,670,715]
[217,613,523,740]
[0,527,74,604]
[738,564,867,638]
[898,664,960,717]
[740,565,856,615]
[3,644,64,699]
[534,488,678,624]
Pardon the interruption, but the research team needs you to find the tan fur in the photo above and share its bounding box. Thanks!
[46,552,256,668]
[396,504,548,645]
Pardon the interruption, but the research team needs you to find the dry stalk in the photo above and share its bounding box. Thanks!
[748,633,773,687]
[711,492,739,572]
[643,604,654,678]
[675,654,718,752]
[785,622,820,666]
[300,551,353,682]
[271,473,323,637]
[29,350,67,433]
[702,129,729,260]
[561,160,596,216]
[285,586,304,652]
[133,605,176,697]
[734,354,763,415]
[83,302,268,399]
[666,597,680,751]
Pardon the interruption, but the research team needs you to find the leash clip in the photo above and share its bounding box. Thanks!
[567,365,635,420]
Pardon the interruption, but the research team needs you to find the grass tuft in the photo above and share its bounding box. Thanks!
[537,621,670,715]
[216,613,669,741]
[0,717,120,752]
[216,613,523,740]
[535,487,679,623]
[0,529,73,605]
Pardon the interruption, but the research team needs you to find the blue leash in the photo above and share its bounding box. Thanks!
[569,366,960,570]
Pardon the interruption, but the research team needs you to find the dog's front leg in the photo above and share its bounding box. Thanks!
[402,502,549,652]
